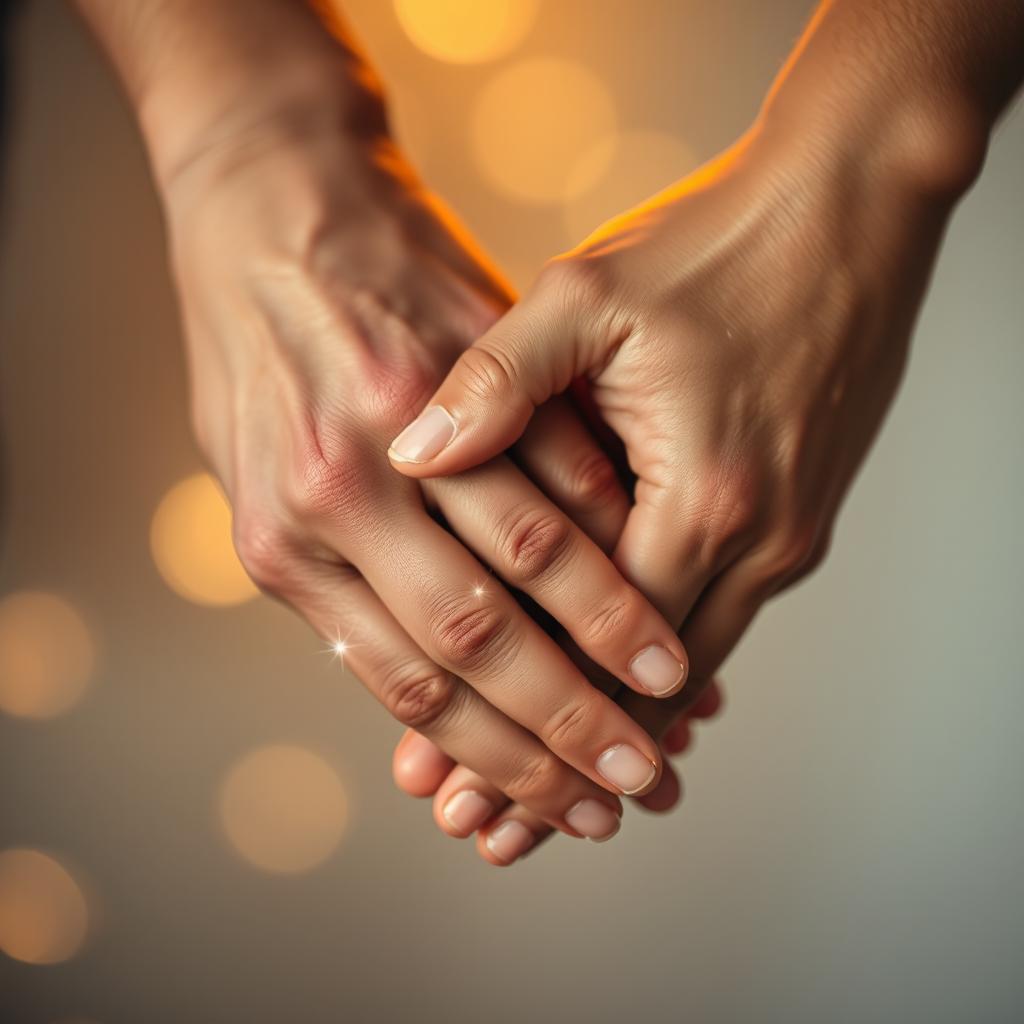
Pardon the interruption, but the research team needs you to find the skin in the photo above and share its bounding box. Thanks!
[74,0,706,843]
[391,0,1024,861]
[75,0,1024,866]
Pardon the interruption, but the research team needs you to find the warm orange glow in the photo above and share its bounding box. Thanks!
[0,592,95,719]
[471,58,617,204]
[563,131,697,244]
[0,849,89,965]
[219,745,349,874]
[150,473,258,607]
[394,0,538,64]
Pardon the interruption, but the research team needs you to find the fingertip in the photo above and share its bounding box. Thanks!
[635,763,683,813]
[662,718,692,756]
[391,731,454,798]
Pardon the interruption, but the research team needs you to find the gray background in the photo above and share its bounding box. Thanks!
[1,1,1021,1022]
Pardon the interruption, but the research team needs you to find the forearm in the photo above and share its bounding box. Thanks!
[74,0,388,191]
[760,0,1024,199]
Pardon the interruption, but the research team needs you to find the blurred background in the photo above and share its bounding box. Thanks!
[0,1,1021,1021]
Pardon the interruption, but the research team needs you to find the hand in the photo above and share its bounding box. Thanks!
[387,118,965,693]
[164,122,696,838]
[393,680,725,865]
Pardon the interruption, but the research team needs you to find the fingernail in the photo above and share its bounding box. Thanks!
[596,744,657,795]
[442,790,494,836]
[565,799,621,842]
[629,644,687,696]
[485,820,535,864]
[388,405,457,463]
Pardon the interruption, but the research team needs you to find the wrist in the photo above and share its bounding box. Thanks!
[141,56,389,200]
[78,0,390,197]
[758,78,988,210]
[752,0,1002,209]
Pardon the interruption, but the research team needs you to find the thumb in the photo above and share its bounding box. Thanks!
[387,289,579,477]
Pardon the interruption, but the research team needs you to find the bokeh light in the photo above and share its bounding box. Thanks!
[394,0,538,64]
[471,57,617,204]
[219,745,349,874]
[150,473,258,607]
[0,592,95,719]
[562,130,697,244]
[0,849,89,965]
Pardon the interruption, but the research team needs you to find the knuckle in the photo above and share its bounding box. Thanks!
[578,595,633,649]
[378,662,460,731]
[287,440,369,529]
[493,504,573,585]
[537,254,610,311]
[362,361,437,438]
[688,467,763,570]
[503,751,564,805]
[456,345,519,404]
[782,528,832,590]
[233,513,295,594]
[762,518,821,587]
[430,601,511,672]
[565,449,621,508]
[542,698,597,751]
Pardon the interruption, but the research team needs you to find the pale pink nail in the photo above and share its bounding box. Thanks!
[629,644,686,696]
[596,744,657,795]
[442,790,494,836]
[485,820,535,864]
[388,405,457,463]
[565,799,621,842]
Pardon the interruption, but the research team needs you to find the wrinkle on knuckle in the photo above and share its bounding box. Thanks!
[288,436,371,532]
[378,662,460,731]
[542,698,595,751]
[456,345,519,404]
[493,503,573,585]
[684,467,763,572]
[579,597,632,648]
[504,751,562,804]
[565,448,621,508]
[233,513,295,594]
[429,599,511,673]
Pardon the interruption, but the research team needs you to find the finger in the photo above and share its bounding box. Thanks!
[387,282,585,477]
[392,730,454,798]
[612,478,750,627]
[477,810,556,868]
[427,460,689,699]
[616,673,716,743]
[513,397,629,554]
[662,717,692,756]
[687,678,725,720]
[432,765,509,838]
[476,793,621,867]
[634,762,683,813]
[617,562,765,738]
[345,511,665,797]
[291,559,627,829]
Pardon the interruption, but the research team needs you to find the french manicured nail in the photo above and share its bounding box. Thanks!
[388,405,457,463]
[442,790,494,836]
[596,744,657,795]
[485,820,535,864]
[629,644,687,696]
[565,799,621,842]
